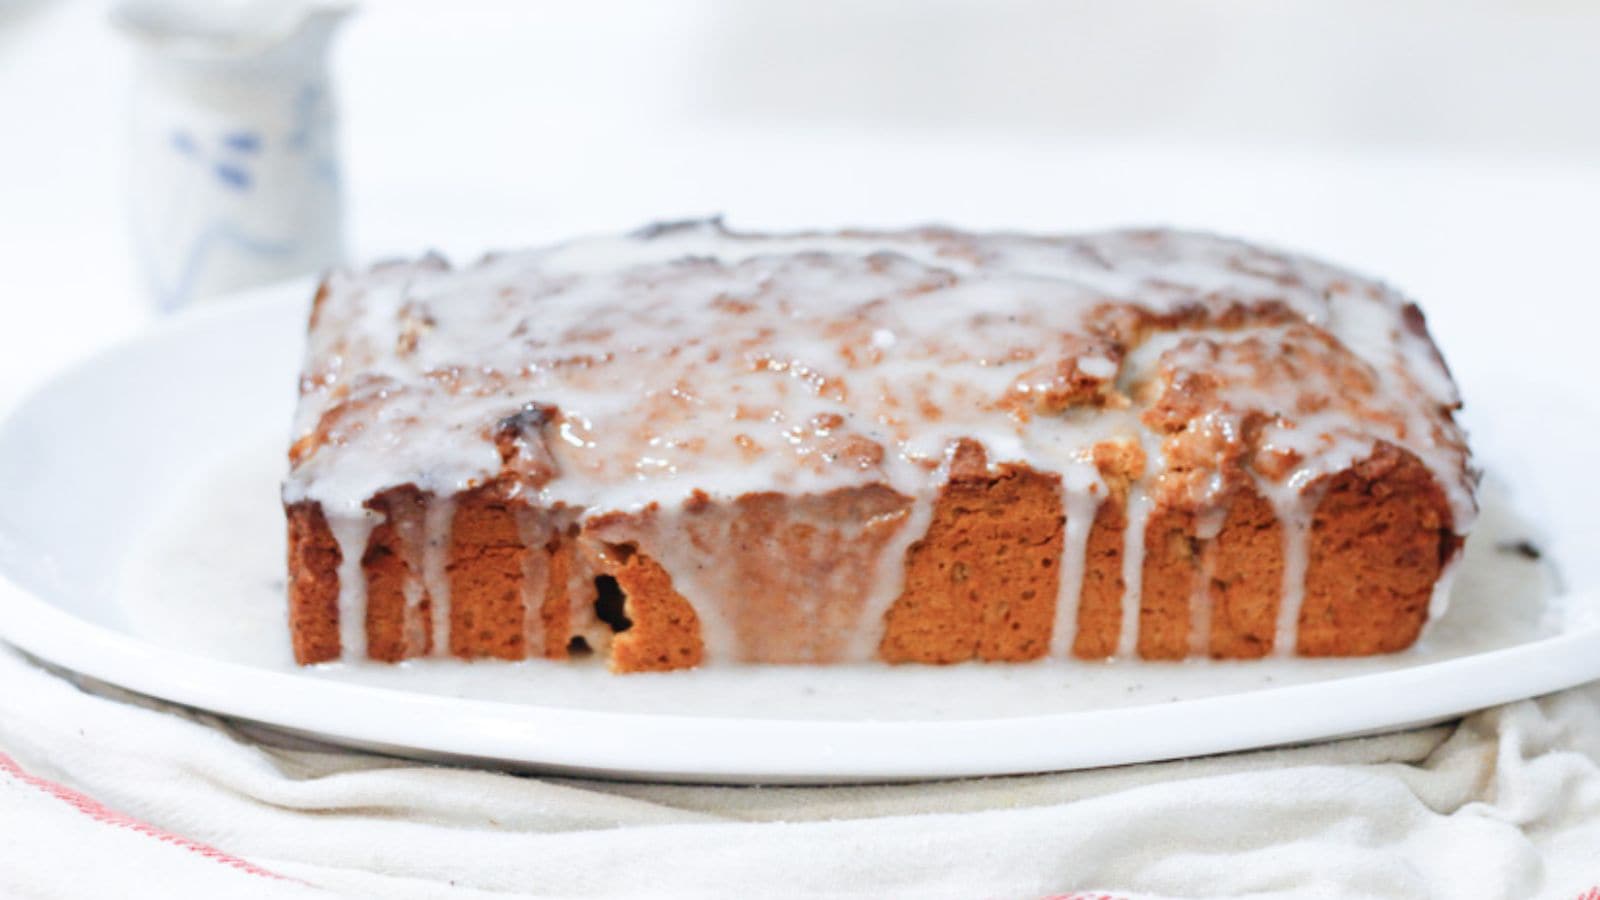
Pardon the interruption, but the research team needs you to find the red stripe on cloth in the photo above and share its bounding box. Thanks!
[0,750,294,883]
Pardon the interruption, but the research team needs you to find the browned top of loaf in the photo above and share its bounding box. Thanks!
[281,220,1474,537]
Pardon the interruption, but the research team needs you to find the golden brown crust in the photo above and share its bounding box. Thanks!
[1137,508,1200,661]
[361,487,428,662]
[1070,440,1143,659]
[879,441,1063,664]
[447,483,530,660]
[288,441,1462,670]
[361,527,408,662]
[286,501,340,664]
[1204,489,1284,659]
[599,547,704,672]
[1071,497,1127,659]
[1300,442,1459,656]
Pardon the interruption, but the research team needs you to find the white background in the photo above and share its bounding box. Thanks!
[2,0,1598,416]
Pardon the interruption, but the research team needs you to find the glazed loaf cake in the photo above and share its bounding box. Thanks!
[284,221,1476,671]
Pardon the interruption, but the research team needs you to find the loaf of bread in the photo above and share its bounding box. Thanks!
[283,221,1475,671]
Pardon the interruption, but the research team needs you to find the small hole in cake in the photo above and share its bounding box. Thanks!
[567,635,592,656]
[593,575,633,633]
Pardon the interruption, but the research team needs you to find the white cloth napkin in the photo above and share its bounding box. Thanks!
[2,644,1598,900]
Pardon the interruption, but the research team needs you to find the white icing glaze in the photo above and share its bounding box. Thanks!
[386,500,430,656]
[850,493,937,661]
[327,511,375,658]
[1430,552,1465,622]
[421,496,455,655]
[515,509,553,659]
[1274,498,1314,657]
[283,222,1476,662]
[1076,355,1118,380]
[1048,459,1102,658]
[628,523,741,662]
[1117,486,1154,658]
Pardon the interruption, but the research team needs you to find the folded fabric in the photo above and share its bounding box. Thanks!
[2,644,1597,899]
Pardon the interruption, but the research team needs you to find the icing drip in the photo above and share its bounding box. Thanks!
[1117,486,1154,658]
[1187,505,1229,657]
[1274,501,1313,657]
[635,524,740,662]
[327,511,376,659]
[1430,552,1464,622]
[400,570,427,653]
[595,485,925,664]
[387,502,431,656]
[422,496,456,656]
[564,548,605,653]
[1194,507,1227,541]
[849,491,938,660]
[516,509,554,660]
[585,510,740,662]
[1049,460,1103,658]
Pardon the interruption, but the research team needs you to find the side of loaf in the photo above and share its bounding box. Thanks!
[283,222,1475,671]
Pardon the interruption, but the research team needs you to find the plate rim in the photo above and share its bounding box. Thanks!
[4,567,1598,783]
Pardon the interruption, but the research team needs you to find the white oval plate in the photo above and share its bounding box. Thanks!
[0,279,1596,784]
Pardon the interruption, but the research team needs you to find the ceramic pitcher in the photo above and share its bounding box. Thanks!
[115,1,352,310]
